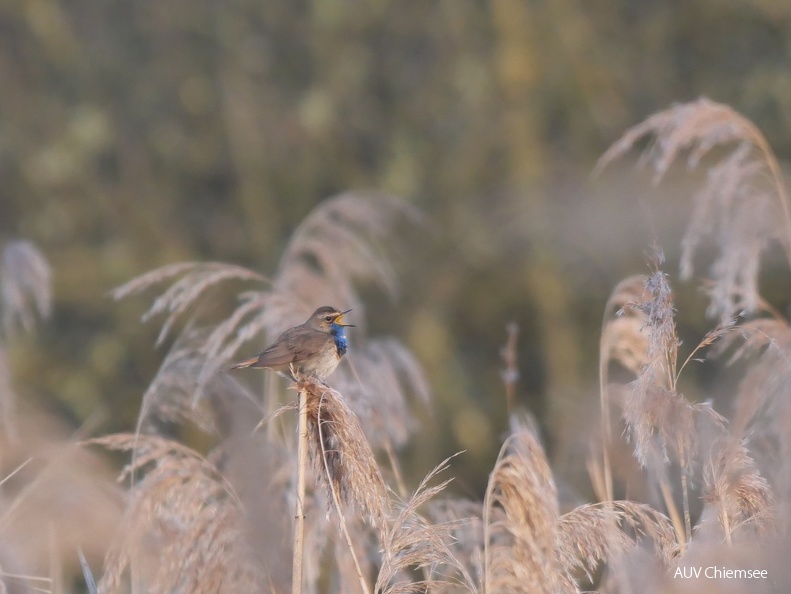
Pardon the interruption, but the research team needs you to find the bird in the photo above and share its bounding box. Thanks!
[227,306,354,380]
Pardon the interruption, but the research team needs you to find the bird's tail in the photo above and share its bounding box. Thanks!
[226,356,260,371]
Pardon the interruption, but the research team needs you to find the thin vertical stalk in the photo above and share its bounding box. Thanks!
[678,439,692,546]
[659,478,686,553]
[482,438,513,594]
[721,504,733,546]
[292,387,308,594]
[383,437,408,500]
[598,304,615,504]
[501,322,520,415]
[598,378,614,503]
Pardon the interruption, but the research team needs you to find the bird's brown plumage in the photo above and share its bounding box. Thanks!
[228,306,353,379]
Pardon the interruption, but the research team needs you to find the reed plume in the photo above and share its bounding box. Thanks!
[88,433,265,593]
[114,194,427,435]
[0,240,52,441]
[619,265,724,470]
[111,194,436,594]
[112,261,267,346]
[337,337,431,454]
[713,317,791,502]
[301,377,389,529]
[483,421,676,593]
[599,275,651,502]
[700,439,773,544]
[375,455,477,594]
[267,192,422,332]
[595,100,791,587]
[0,411,122,594]
[426,498,486,591]
[596,97,791,322]
[1,240,51,338]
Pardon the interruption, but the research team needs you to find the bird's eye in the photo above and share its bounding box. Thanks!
[325,315,333,322]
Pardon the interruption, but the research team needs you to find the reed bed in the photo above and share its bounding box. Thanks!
[2,103,791,592]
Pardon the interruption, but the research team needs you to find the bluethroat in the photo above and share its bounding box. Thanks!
[228,306,354,380]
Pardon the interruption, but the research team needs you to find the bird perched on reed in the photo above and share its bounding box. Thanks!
[228,306,354,380]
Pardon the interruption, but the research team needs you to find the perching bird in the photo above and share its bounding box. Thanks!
[228,306,354,380]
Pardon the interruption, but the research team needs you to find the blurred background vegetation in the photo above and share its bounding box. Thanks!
[3,0,791,499]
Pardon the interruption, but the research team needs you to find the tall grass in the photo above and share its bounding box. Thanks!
[4,100,791,592]
[91,109,791,592]
[594,98,786,589]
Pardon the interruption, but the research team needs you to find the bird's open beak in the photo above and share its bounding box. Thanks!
[336,309,355,327]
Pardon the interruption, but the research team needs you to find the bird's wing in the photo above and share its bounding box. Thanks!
[254,329,329,368]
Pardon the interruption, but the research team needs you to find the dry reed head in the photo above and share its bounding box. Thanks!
[88,433,265,593]
[113,261,271,404]
[619,267,680,466]
[710,317,791,505]
[720,318,791,435]
[596,98,789,322]
[483,427,569,594]
[600,275,652,380]
[426,498,486,590]
[684,145,775,320]
[299,377,389,528]
[135,325,266,437]
[0,412,122,593]
[135,326,220,434]
[114,194,427,445]
[112,261,267,346]
[556,501,677,582]
[267,192,423,335]
[1,240,51,338]
[701,439,773,541]
[596,98,772,183]
[620,266,725,470]
[375,456,477,594]
[484,417,679,593]
[0,240,51,442]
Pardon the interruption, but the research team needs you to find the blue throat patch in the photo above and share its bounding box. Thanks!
[330,324,348,357]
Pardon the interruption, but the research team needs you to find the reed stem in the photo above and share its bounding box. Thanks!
[291,388,308,594]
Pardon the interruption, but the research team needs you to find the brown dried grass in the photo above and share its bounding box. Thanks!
[375,456,477,594]
[88,433,266,593]
[483,423,677,594]
[616,265,726,473]
[591,99,791,589]
[0,412,121,594]
[483,427,569,594]
[301,377,389,529]
[701,440,773,543]
[38,102,791,592]
[597,97,791,322]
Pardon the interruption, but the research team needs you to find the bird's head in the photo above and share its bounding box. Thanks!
[308,306,355,332]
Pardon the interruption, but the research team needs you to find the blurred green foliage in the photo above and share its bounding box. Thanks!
[3,0,791,495]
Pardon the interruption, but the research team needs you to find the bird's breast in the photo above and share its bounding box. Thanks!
[300,341,342,379]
